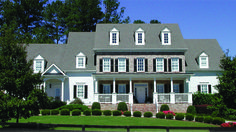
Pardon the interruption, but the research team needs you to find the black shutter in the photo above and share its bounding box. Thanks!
[145,59,148,72]
[179,58,182,72]
[111,59,114,72]
[198,85,201,92]
[164,84,168,93]
[111,84,113,93]
[84,85,88,99]
[115,59,118,72]
[126,59,129,72]
[164,59,167,72]
[168,59,171,72]
[126,84,129,93]
[73,85,77,98]
[153,58,156,72]
[99,84,103,93]
[208,85,212,94]
[180,84,184,93]
[99,59,103,72]
[134,59,137,72]
[116,84,118,93]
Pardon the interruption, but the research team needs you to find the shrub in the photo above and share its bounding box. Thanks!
[194,104,212,115]
[228,115,236,120]
[83,109,91,116]
[187,106,196,114]
[92,109,102,116]
[61,109,70,115]
[144,112,153,118]
[41,109,50,115]
[124,111,131,117]
[192,92,215,105]
[51,109,59,115]
[204,116,213,123]
[212,117,225,125]
[133,111,142,117]
[72,109,81,116]
[70,98,84,105]
[156,112,165,119]
[163,110,175,116]
[103,110,111,116]
[57,104,88,112]
[160,104,169,111]
[91,102,101,110]
[49,100,66,109]
[112,110,121,116]
[175,113,185,120]
[166,114,174,119]
[117,102,128,111]
[195,116,204,122]
[186,113,194,121]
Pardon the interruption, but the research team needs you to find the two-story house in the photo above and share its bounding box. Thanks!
[27,24,224,112]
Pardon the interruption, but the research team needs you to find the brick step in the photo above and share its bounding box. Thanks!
[130,104,156,115]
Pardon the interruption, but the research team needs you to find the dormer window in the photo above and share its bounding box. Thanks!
[76,52,86,68]
[135,28,145,45]
[110,27,119,45]
[161,28,171,45]
[34,55,44,73]
[199,52,209,68]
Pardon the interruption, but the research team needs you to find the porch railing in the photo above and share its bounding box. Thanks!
[117,94,129,103]
[157,94,170,103]
[154,93,192,104]
[175,93,188,103]
[98,94,112,103]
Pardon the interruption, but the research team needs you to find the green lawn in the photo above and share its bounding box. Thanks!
[3,116,217,131]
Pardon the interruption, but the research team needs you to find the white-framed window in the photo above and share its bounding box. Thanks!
[161,28,171,45]
[103,84,111,93]
[118,84,126,93]
[135,28,145,45]
[34,55,44,73]
[173,84,179,93]
[157,84,164,93]
[77,85,84,98]
[76,52,86,68]
[103,58,110,72]
[156,58,164,72]
[118,58,126,72]
[171,58,179,72]
[201,84,208,93]
[110,28,119,45]
[137,58,145,72]
[199,52,209,68]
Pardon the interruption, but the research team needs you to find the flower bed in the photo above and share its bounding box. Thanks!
[163,110,175,116]
[221,122,236,127]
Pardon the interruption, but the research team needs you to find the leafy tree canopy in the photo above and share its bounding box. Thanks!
[133,19,145,24]
[150,19,161,24]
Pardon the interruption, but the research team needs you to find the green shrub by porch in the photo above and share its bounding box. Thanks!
[144,112,153,118]
[160,104,169,111]
[92,102,101,110]
[83,109,91,116]
[204,116,213,123]
[57,104,88,112]
[212,117,225,125]
[60,109,70,115]
[124,111,131,117]
[133,111,142,117]
[166,114,174,119]
[112,110,121,116]
[156,112,165,119]
[51,109,59,115]
[195,116,204,122]
[41,109,50,115]
[175,113,185,120]
[186,113,194,121]
[187,106,196,114]
[103,110,111,116]
[117,102,128,111]
[72,109,81,116]
[92,109,102,116]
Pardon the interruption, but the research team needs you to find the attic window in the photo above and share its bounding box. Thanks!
[110,27,119,45]
[76,52,86,68]
[135,28,145,45]
[199,52,209,68]
[161,28,171,45]
[34,55,45,73]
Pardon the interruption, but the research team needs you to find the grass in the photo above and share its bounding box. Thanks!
[2,116,218,131]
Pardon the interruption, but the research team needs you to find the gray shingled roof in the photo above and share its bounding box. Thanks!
[185,39,224,72]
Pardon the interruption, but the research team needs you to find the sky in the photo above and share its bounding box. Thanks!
[117,0,236,56]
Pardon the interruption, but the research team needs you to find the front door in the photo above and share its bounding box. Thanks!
[135,84,148,103]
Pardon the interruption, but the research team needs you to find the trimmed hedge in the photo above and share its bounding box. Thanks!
[103,110,112,116]
[83,109,91,116]
[51,109,59,115]
[41,109,50,115]
[91,102,101,110]
[92,109,102,116]
[57,104,88,112]
[69,98,84,105]
[72,109,81,116]
[212,117,225,125]
[166,114,174,119]
[144,112,153,118]
[175,113,185,120]
[186,113,194,121]
[187,106,196,114]
[124,111,131,117]
[204,116,213,123]
[156,112,165,119]
[160,104,169,111]
[112,110,121,116]
[133,111,142,117]
[61,109,70,115]
[117,102,128,111]
[195,116,204,122]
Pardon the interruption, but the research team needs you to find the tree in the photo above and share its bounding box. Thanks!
[133,20,145,24]
[216,51,236,109]
[101,0,130,23]
[150,19,161,24]
[0,24,43,123]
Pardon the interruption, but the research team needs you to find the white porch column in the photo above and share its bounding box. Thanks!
[188,92,193,104]
[61,79,64,102]
[94,79,98,93]
[129,78,132,93]
[153,78,158,105]
[129,78,133,104]
[170,77,175,104]
[112,78,116,104]
[170,77,173,93]
[43,81,46,93]
[154,78,157,93]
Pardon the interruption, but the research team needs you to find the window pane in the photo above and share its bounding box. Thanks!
[138,33,142,43]
[36,61,42,71]
[171,58,179,72]
[78,85,84,98]
[173,84,179,93]
[103,58,110,72]
[137,58,144,72]
[112,33,116,43]
[157,84,164,93]
[156,58,164,72]
[103,84,110,94]
[78,58,84,67]
[118,84,126,93]
[201,57,207,67]
[201,85,207,93]
[164,33,168,43]
[118,58,126,72]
